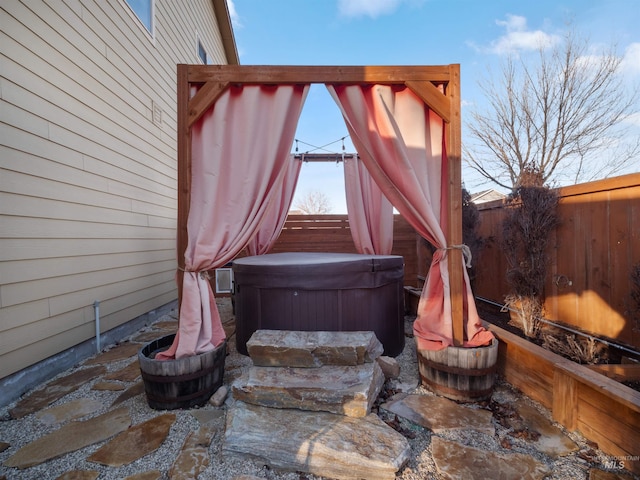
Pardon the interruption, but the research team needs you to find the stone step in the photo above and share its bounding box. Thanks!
[246,330,384,367]
[232,361,385,417]
[223,401,410,480]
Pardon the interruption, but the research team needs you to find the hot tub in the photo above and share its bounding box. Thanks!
[232,252,405,356]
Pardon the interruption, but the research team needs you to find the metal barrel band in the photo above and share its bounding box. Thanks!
[144,388,213,404]
[140,363,220,383]
[420,375,494,399]
[419,357,497,376]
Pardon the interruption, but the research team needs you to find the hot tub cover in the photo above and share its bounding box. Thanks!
[232,252,403,290]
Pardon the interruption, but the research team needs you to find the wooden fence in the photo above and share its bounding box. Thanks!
[270,214,420,288]
[267,174,640,351]
[474,173,640,350]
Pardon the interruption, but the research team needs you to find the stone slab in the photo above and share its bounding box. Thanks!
[36,398,103,425]
[111,381,145,407]
[87,413,175,467]
[431,436,550,480]
[233,361,385,417]
[190,409,224,425]
[9,365,106,419]
[381,394,495,435]
[377,356,400,379]
[246,330,384,367]
[3,407,131,468]
[512,398,579,457]
[169,423,216,480]
[83,343,141,365]
[223,401,410,480]
[103,360,141,382]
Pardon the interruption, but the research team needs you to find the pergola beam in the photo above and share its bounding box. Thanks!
[186,65,453,128]
[188,81,230,127]
[186,64,453,84]
[404,80,451,123]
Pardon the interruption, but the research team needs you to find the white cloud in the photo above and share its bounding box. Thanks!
[226,0,241,28]
[623,111,640,128]
[621,42,640,76]
[472,14,561,55]
[337,0,418,19]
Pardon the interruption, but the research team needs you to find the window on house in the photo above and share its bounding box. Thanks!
[125,0,153,33]
[198,40,208,64]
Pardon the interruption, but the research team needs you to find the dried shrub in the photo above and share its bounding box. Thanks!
[462,188,483,287]
[504,294,543,338]
[502,165,559,338]
[541,328,606,364]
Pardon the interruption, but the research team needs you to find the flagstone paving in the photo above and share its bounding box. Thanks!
[168,423,217,479]
[110,381,145,407]
[102,360,141,383]
[87,413,175,467]
[224,401,411,480]
[35,398,104,426]
[381,394,495,435]
[3,407,131,468]
[8,365,107,419]
[431,436,550,479]
[83,343,142,365]
[507,397,579,457]
[1,299,638,480]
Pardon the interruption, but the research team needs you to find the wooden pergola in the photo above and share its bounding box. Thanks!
[176,64,466,346]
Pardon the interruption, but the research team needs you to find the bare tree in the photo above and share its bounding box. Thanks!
[465,31,639,189]
[293,190,332,214]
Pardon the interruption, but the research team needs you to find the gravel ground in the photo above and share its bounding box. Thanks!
[0,299,637,480]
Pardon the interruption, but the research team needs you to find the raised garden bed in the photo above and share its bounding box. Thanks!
[405,285,640,474]
[483,320,640,475]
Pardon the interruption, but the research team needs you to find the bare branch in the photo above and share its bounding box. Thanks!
[293,190,333,214]
[465,30,640,189]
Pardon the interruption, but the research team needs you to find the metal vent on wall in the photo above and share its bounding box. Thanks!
[215,268,233,294]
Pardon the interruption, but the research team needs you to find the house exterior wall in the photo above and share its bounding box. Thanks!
[0,0,237,382]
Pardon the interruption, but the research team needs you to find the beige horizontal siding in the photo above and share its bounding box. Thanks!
[1,0,232,379]
[0,237,174,261]
[0,285,176,379]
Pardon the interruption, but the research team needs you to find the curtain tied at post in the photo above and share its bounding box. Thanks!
[177,266,211,280]
[437,244,472,268]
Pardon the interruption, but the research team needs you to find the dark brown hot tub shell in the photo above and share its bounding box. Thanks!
[232,252,405,356]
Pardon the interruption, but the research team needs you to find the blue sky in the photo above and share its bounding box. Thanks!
[228,0,640,213]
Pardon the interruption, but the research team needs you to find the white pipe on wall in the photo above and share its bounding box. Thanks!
[93,300,101,353]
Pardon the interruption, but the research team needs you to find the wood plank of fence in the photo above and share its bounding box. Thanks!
[271,214,420,287]
[475,174,640,351]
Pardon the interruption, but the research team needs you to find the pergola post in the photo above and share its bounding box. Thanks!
[445,64,465,346]
[176,64,191,300]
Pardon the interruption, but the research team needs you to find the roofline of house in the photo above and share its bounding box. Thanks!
[212,0,239,65]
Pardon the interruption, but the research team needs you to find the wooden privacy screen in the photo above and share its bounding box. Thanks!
[176,64,465,344]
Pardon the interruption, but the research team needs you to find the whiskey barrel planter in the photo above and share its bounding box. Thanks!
[417,338,498,402]
[138,334,225,410]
